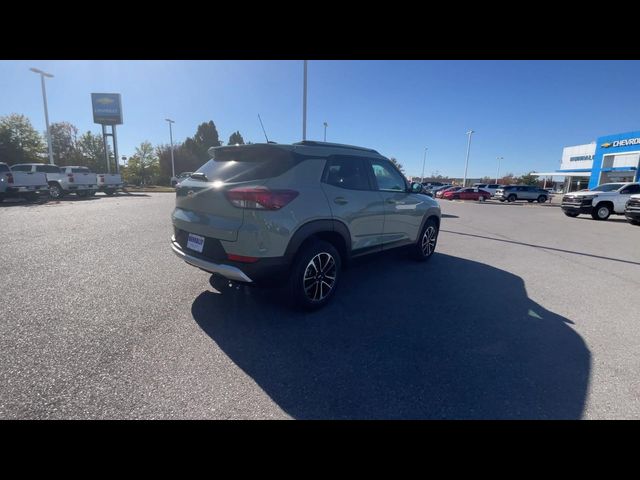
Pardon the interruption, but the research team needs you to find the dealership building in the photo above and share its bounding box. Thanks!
[536,130,640,192]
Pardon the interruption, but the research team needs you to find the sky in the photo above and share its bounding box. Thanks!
[2,60,640,179]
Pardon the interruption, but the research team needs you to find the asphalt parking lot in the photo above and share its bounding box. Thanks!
[1,193,639,419]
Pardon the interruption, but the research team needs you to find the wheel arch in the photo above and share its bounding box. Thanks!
[283,219,351,267]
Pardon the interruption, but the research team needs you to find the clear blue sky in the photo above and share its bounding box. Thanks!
[2,60,640,178]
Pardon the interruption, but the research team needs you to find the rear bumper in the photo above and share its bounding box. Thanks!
[171,236,254,282]
[6,186,48,194]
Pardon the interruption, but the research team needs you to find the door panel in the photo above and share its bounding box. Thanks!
[320,156,385,252]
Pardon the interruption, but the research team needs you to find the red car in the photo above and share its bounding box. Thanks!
[443,187,492,201]
[435,186,462,198]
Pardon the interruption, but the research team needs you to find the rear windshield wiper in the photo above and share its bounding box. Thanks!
[189,172,208,181]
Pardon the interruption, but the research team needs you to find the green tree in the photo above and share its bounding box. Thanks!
[76,131,107,172]
[0,113,46,164]
[389,157,405,174]
[184,121,222,164]
[124,141,159,185]
[519,172,539,186]
[50,121,83,166]
[228,131,245,145]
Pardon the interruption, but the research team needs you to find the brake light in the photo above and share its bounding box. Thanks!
[227,253,259,263]
[7,173,14,184]
[225,187,299,210]
[67,173,74,183]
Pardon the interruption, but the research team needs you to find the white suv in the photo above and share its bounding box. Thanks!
[561,182,640,220]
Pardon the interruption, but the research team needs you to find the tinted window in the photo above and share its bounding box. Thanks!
[72,167,90,173]
[197,145,298,183]
[622,184,640,194]
[36,165,61,173]
[323,157,370,190]
[0,164,9,173]
[11,165,31,172]
[592,183,624,192]
[369,159,406,192]
[488,184,499,188]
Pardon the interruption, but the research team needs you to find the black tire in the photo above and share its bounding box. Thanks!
[591,203,611,220]
[537,195,547,203]
[48,182,64,200]
[527,199,534,203]
[507,194,517,203]
[289,239,341,310]
[88,190,97,197]
[412,217,439,262]
[105,188,116,196]
[564,211,579,218]
[478,195,486,202]
[24,193,40,203]
[77,190,89,198]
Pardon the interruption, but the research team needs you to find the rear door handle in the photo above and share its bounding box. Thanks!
[334,197,348,205]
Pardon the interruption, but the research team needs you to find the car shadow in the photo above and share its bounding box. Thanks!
[191,251,590,419]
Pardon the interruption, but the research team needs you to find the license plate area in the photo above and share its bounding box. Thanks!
[187,233,205,253]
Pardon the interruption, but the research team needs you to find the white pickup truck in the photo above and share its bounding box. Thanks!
[0,162,49,202]
[561,182,640,220]
[59,166,98,197]
[96,173,124,195]
[10,163,98,199]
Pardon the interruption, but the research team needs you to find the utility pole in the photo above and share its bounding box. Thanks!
[463,130,475,187]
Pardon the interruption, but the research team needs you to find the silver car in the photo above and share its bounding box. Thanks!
[494,185,549,203]
[171,141,442,309]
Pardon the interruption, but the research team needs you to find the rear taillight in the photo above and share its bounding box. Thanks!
[225,187,299,210]
[98,174,104,184]
[227,253,259,263]
[67,173,74,183]
[7,173,14,184]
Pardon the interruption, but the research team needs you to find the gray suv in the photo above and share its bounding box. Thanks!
[494,185,549,203]
[171,141,441,309]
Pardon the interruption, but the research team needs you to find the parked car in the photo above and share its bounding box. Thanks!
[445,187,492,201]
[625,194,640,225]
[10,163,97,199]
[494,185,549,203]
[171,141,442,310]
[171,172,194,187]
[58,166,98,197]
[473,183,502,196]
[0,162,49,202]
[96,173,124,195]
[435,186,461,198]
[561,182,640,220]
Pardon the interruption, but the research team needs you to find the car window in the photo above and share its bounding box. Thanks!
[369,159,406,192]
[0,164,9,173]
[72,167,90,173]
[323,157,370,191]
[11,165,31,172]
[622,184,640,194]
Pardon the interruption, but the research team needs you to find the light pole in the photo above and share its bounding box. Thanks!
[165,118,175,178]
[496,156,503,184]
[463,130,475,187]
[323,122,328,142]
[29,67,54,164]
[421,147,428,183]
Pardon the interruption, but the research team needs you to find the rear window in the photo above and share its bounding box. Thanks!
[11,165,31,172]
[0,164,9,173]
[72,168,90,173]
[36,165,61,174]
[196,145,298,183]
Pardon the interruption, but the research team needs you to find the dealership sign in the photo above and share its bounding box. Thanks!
[91,93,123,125]
[601,137,640,148]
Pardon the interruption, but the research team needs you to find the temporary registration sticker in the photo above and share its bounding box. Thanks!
[187,233,205,253]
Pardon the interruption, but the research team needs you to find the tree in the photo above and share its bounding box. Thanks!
[519,172,539,186]
[183,121,222,164]
[228,131,245,145]
[76,131,107,172]
[123,141,159,185]
[0,113,46,164]
[50,121,82,166]
[389,157,405,174]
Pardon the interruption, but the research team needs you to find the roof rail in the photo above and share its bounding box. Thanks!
[293,140,379,154]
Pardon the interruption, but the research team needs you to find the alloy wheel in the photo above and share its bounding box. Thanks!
[421,226,437,257]
[303,252,337,302]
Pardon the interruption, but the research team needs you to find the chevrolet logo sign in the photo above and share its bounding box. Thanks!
[96,97,115,105]
[601,142,612,148]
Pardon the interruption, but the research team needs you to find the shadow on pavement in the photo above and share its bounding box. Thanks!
[191,251,590,419]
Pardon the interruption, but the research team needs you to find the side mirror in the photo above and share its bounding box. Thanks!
[410,182,423,193]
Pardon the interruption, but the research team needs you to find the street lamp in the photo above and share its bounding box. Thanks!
[165,118,175,178]
[496,156,503,184]
[29,67,54,164]
[323,122,328,142]
[462,130,475,187]
[421,147,428,183]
